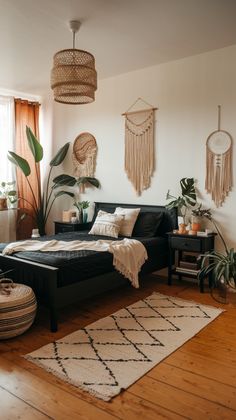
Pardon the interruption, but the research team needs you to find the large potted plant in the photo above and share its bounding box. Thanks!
[8,126,99,235]
[198,210,236,295]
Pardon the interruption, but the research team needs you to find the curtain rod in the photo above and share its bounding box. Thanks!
[14,98,41,106]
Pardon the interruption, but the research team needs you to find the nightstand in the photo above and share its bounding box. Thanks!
[167,232,216,293]
[54,221,92,234]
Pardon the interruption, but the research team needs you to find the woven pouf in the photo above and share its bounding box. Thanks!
[0,281,37,340]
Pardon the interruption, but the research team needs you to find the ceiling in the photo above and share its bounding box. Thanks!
[0,0,236,95]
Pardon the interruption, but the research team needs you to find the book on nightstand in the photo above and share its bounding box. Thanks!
[179,260,198,270]
[176,267,200,275]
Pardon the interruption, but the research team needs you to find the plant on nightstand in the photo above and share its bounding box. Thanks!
[73,200,90,223]
[0,181,17,209]
[166,177,197,225]
[53,175,100,223]
[191,203,212,232]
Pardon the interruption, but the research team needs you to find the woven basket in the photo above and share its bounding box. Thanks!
[0,280,37,340]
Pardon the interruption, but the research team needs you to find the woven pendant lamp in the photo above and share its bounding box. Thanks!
[51,20,97,105]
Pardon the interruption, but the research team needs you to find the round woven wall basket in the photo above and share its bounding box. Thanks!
[0,280,37,340]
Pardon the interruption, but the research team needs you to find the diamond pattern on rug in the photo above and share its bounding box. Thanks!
[25,292,223,401]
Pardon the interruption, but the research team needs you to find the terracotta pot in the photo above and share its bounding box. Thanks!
[191,215,201,232]
[191,222,201,232]
[0,198,7,210]
[178,223,187,234]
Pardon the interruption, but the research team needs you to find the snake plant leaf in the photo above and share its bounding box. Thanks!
[54,191,75,198]
[76,177,100,188]
[180,177,196,206]
[50,142,70,167]
[8,152,31,176]
[26,126,43,162]
[229,248,235,261]
[225,263,230,282]
[52,174,77,188]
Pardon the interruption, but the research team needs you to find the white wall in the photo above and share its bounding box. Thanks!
[42,44,236,249]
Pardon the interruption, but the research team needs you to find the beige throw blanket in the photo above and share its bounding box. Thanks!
[2,238,148,288]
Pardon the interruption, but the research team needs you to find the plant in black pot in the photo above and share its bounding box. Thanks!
[198,212,236,301]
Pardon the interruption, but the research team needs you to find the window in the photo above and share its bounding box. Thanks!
[0,95,15,182]
[0,96,16,242]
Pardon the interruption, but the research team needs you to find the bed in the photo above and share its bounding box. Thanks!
[0,202,177,331]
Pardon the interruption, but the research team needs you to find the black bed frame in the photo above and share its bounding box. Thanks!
[0,202,177,332]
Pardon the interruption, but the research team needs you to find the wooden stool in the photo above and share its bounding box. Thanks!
[0,279,37,339]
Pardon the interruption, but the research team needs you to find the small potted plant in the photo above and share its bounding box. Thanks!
[191,204,212,232]
[166,177,197,226]
[0,181,17,210]
[73,200,90,223]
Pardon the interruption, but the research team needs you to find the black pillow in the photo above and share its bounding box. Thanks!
[132,212,164,237]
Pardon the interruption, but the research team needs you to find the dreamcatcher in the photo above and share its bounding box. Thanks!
[72,132,97,192]
[122,98,157,195]
[205,106,233,207]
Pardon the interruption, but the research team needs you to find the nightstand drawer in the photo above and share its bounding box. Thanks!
[54,221,92,234]
[57,224,76,233]
[170,237,201,252]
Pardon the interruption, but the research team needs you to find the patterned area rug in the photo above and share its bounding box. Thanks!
[25,293,223,401]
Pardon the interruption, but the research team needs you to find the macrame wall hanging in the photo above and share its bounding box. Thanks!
[122,98,157,195]
[205,105,233,207]
[72,132,97,191]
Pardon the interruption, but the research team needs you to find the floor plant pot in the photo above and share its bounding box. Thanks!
[211,278,236,304]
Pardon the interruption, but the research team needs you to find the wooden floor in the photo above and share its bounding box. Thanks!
[0,274,236,420]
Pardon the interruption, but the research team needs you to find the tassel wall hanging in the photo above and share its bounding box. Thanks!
[72,132,97,192]
[205,105,233,207]
[122,98,157,195]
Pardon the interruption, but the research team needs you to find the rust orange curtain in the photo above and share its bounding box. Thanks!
[15,99,40,239]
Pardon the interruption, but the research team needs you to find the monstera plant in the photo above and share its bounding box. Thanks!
[8,126,99,235]
[166,177,197,224]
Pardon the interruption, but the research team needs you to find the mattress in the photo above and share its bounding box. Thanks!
[0,231,168,287]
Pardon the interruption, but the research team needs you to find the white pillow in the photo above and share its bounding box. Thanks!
[114,207,141,237]
[89,210,123,238]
